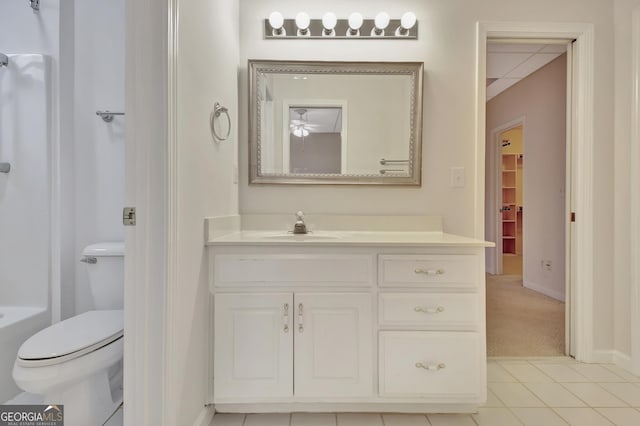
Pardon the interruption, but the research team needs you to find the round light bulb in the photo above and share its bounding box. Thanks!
[375,12,390,30]
[322,12,337,30]
[348,12,363,30]
[401,11,417,30]
[268,11,284,29]
[295,12,310,30]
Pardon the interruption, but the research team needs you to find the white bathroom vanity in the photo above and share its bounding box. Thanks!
[206,215,492,414]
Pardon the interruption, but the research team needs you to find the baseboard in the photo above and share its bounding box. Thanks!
[193,405,215,426]
[613,350,633,371]
[592,349,614,364]
[523,280,565,302]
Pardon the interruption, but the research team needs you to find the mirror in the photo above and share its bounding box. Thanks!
[249,60,424,185]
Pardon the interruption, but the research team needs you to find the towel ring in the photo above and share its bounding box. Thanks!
[210,102,231,141]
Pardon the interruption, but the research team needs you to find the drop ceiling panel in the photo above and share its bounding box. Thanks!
[487,53,532,78]
[486,42,567,100]
[505,53,562,78]
[487,43,546,53]
[486,78,520,100]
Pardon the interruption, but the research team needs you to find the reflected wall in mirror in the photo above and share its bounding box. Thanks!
[249,60,424,185]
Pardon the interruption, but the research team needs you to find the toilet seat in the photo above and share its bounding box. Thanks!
[17,310,123,367]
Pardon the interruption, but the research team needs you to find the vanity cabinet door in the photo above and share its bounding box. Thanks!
[294,293,373,397]
[214,293,293,399]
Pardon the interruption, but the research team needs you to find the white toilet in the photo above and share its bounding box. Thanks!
[13,242,124,426]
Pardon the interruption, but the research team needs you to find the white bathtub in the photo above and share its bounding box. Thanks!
[0,306,49,403]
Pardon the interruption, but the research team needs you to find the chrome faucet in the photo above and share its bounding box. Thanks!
[292,211,308,234]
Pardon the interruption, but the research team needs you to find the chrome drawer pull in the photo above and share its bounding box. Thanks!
[298,303,304,333]
[414,306,445,314]
[415,362,446,371]
[414,268,445,276]
[283,303,289,333]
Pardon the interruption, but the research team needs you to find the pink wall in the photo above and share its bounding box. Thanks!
[486,54,567,301]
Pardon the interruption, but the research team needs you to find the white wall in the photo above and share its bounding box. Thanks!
[165,0,240,423]
[238,0,616,352]
[72,0,126,316]
[486,55,567,301]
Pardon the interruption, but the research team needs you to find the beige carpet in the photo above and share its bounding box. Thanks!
[486,274,565,356]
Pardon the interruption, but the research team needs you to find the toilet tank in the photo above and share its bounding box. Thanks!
[82,242,125,310]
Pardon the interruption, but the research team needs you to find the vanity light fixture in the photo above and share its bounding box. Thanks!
[295,12,311,36]
[268,11,286,36]
[395,11,417,36]
[347,12,364,36]
[264,12,418,39]
[371,12,390,36]
[322,12,338,36]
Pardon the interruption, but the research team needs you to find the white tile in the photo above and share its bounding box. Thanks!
[535,364,590,383]
[291,413,336,426]
[499,362,553,383]
[211,413,246,426]
[488,362,518,382]
[426,413,476,425]
[488,382,545,407]
[380,414,429,426]
[482,389,505,407]
[598,382,640,406]
[244,413,291,426]
[524,383,586,407]
[553,408,614,426]
[472,408,523,425]
[568,364,626,382]
[595,408,640,426]
[561,383,627,407]
[336,413,383,426]
[510,407,568,426]
[602,365,640,382]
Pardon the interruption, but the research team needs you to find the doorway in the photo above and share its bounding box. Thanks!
[484,40,569,356]
[496,124,524,277]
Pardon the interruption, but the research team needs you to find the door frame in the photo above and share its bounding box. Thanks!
[631,6,640,376]
[476,22,594,361]
[489,116,525,275]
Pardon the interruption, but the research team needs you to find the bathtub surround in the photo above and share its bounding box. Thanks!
[0,54,52,403]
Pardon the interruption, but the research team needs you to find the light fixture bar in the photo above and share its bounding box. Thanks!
[264,18,418,39]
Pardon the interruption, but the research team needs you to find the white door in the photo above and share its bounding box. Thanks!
[214,293,293,399]
[294,293,373,397]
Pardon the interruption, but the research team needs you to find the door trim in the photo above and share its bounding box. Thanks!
[124,0,170,424]
[476,22,595,361]
[630,6,640,376]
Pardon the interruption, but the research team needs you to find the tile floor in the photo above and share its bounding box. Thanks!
[210,358,640,426]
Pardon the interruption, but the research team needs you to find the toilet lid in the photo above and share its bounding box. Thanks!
[18,310,123,363]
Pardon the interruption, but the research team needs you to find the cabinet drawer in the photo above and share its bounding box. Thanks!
[379,331,480,398]
[378,255,477,288]
[214,254,372,287]
[379,293,477,329]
